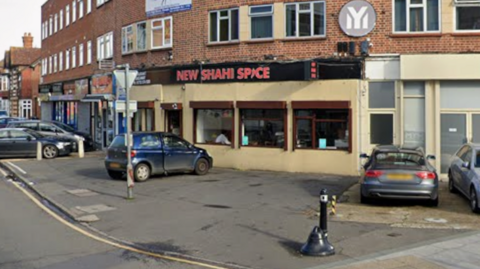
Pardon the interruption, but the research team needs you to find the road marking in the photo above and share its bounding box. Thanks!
[0,168,7,177]
[6,162,27,174]
[10,181,233,269]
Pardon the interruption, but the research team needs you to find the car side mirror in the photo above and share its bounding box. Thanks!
[427,155,436,160]
[359,153,369,159]
[462,162,470,169]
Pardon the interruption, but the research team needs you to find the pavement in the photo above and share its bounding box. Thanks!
[1,151,479,269]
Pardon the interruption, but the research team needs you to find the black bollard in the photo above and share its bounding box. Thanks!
[300,188,335,256]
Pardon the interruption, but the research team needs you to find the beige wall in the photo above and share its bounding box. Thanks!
[401,54,480,80]
[442,0,453,33]
[175,80,360,175]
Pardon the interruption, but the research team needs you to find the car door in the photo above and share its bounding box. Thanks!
[134,133,164,174]
[452,146,468,185]
[9,129,37,157]
[459,147,474,195]
[162,134,197,172]
[0,130,11,158]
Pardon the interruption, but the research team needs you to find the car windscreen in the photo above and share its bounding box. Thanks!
[109,135,126,148]
[375,152,426,167]
[53,121,75,132]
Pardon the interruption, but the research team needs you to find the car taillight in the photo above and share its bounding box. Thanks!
[416,171,436,180]
[365,170,383,178]
[130,150,136,158]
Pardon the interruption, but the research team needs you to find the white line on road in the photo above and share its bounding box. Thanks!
[6,162,27,174]
[0,168,7,177]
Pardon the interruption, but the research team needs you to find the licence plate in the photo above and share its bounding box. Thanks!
[110,163,121,168]
[387,174,413,180]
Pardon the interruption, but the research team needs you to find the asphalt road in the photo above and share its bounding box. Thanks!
[0,174,216,269]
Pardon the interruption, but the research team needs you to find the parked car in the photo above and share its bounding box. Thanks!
[0,110,8,117]
[360,145,439,206]
[447,143,480,213]
[105,132,213,182]
[0,128,73,159]
[0,117,25,128]
[7,120,95,151]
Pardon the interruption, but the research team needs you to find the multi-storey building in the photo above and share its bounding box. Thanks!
[40,0,480,176]
[3,33,41,119]
[0,60,10,113]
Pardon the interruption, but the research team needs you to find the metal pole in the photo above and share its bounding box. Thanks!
[125,63,134,199]
[320,189,327,234]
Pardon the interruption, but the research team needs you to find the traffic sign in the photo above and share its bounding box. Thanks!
[114,70,138,89]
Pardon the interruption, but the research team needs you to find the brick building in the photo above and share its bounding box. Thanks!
[3,33,41,119]
[40,0,480,176]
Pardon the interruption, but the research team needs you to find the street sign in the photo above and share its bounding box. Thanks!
[115,100,138,112]
[114,70,138,89]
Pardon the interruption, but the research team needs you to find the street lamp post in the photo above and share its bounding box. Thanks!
[125,63,134,199]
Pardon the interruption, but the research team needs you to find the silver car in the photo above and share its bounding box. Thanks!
[448,143,480,213]
[360,145,439,206]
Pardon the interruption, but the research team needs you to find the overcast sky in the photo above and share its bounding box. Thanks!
[0,0,45,57]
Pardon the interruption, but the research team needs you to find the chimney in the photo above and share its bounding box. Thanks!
[23,33,33,48]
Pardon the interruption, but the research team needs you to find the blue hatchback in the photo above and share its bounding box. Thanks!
[105,132,213,182]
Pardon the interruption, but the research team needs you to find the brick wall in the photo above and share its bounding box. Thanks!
[41,0,480,85]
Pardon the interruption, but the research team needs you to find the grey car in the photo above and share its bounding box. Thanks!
[448,143,480,213]
[360,145,439,206]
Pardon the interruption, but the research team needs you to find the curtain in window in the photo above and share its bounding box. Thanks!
[409,7,424,32]
[394,0,407,31]
[252,16,272,39]
[137,23,146,50]
[152,21,164,47]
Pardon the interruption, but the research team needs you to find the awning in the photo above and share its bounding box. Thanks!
[81,94,115,102]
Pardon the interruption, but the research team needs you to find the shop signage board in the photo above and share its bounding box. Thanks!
[92,74,113,95]
[338,0,377,37]
[146,0,192,17]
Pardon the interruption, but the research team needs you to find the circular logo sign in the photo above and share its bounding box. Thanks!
[338,0,377,37]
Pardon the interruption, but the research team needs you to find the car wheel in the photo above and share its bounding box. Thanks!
[360,194,372,204]
[448,171,457,193]
[470,188,480,213]
[107,170,124,180]
[43,145,59,159]
[426,197,439,207]
[194,158,209,175]
[134,163,151,182]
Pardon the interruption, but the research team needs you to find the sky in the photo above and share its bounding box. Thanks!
[0,0,45,57]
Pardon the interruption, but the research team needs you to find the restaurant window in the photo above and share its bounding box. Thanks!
[250,5,273,39]
[285,1,326,38]
[293,104,350,151]
[238,102,286,149]
[195,109,233,145]
[209,8,239,42]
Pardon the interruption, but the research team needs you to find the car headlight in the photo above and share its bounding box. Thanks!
[57,142,69,149]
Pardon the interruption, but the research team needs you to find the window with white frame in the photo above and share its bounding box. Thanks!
[45,21,49,37]
[72,46,76,68]
[87,40,92,64]
[79,0,84,19]
[60,9,63,30]
[455,0,480,31]
[66,5,70,26]
[209,9,239,42]
[79,44,84,66]
[87,0,91,13]
[66,49,70,70]
[285,1,326,38]
[19,100,32,119]
[97,0,110,7]
[54,54,58,73]
[122,25,134,54]
[59,51,63,71]
[41,22,45,39]
[42,58,47,75]
[49,56,52,74]
[97,32,113,60]
[49,16,53,35]
[137,22,147,50]
[151,17,173,49]
[1,76,8,91]
[72,0,76,23]
[394,0,440,32]
[54,14,58,33]
[250,5,273,39]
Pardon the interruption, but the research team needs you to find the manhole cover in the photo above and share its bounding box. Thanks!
[424,218,448,223]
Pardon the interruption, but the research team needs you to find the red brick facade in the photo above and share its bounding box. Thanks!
[41,0,480,85]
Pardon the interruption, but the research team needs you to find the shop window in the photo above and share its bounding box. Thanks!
[137,22,147,51]
[294,108,350,151]
[209,8,239,42]
[394,0,440,33]
[403,82,425,149]
[122,25,134,54]
[195,109,233,145]
[455,3,480,31]
[151,17,172,49]
[285,1,326,38]
[241,109,285,148]
[250,5,273,39]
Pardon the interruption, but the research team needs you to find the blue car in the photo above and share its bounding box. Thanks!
[105,132,213,182]
[448,143,480,213]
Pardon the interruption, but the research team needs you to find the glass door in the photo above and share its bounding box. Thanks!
[166,110,182,136]
[440,114,467,173]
